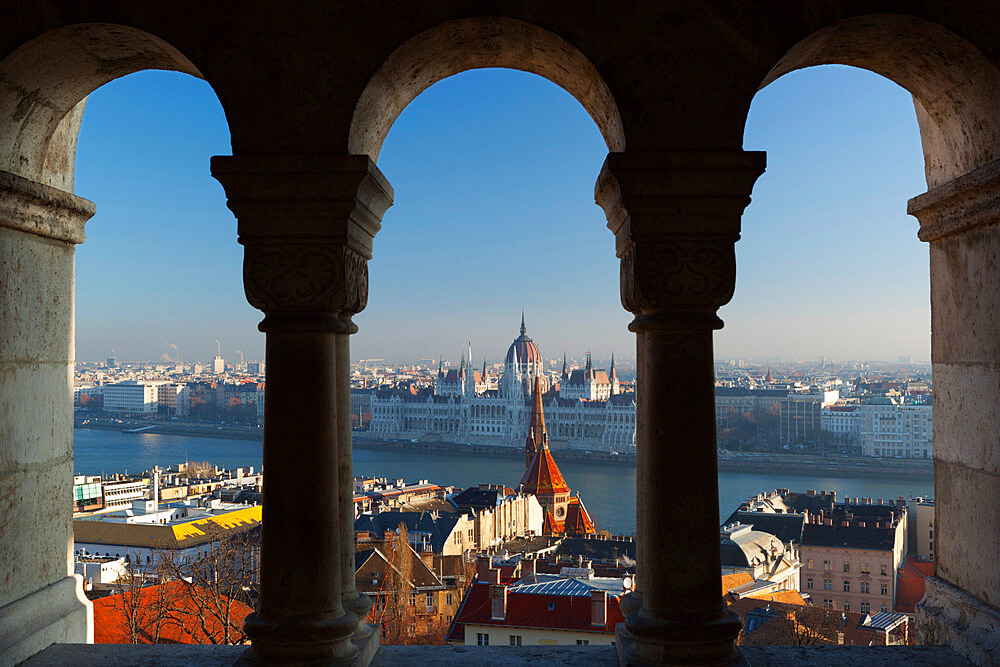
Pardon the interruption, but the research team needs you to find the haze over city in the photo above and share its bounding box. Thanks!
[75,66,928,364]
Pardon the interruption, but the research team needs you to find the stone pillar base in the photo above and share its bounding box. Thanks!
[0,575,92,665]
[615,621,748,666]
[916,576,1000,666]
[239,620,379,667]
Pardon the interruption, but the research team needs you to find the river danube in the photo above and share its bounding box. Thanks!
[74,428,934,536]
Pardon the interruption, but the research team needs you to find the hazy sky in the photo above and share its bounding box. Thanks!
[74,65,929,364]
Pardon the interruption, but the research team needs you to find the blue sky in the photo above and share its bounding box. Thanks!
[74,65,928,364]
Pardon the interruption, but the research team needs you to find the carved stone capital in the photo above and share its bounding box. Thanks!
[0,169,95,244]
[242,242,369,332]
[595,151,765,330]
[909,158,1000,242]
[620,236,737,330]
[211,155,393,332]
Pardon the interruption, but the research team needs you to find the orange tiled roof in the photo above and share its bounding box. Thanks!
[92,581,252,644]
[745,589,807,606]
[564,497,596,535]
[520,443,571,496]
[542,508,564,535]
[721,572,754,596]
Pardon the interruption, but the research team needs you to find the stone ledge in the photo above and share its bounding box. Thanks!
[23,643,971,666]
[0,169,94,244]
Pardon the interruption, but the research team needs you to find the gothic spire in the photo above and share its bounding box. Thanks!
[525,375,547,471]
[520,310,527,337]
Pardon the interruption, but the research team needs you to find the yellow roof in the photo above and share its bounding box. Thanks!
[74,506,261,549]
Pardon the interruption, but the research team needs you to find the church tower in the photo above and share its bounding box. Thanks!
[524,375,546,469]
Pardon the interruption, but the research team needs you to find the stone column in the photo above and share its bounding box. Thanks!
[907,159,1000,666]
[0,170,94,664]
[212,155,392,666]
[596,151,765,665]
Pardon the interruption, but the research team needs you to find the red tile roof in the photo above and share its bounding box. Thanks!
[895,557,934,613]
[92,581,252,644]
[448,580,624,642]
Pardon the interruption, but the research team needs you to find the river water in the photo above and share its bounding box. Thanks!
[73,428,934,536]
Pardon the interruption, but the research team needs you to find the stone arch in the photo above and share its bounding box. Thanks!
[757,13,1000,188]
[0,23,216,191]
[348,16,625,162]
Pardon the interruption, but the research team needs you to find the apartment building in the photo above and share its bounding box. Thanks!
[799,504,907,614]
[859,398,933,459]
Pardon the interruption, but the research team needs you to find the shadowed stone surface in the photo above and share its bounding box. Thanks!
[24,643,973,666]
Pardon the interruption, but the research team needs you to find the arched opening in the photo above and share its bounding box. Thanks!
[736,13,1000,648]
[758,14,1000,188]
[0,23,233,660]
[352,64,636,538]
[0,23,212,191]
[348,17,625,161]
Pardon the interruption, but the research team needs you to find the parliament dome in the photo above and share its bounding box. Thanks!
[506,314,542,364]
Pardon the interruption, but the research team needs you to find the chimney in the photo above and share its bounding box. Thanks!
[591,590,607,627]
[488,568,500,585]
[476,557,491,580]
[521,557,536,578]
[490,584,507,620]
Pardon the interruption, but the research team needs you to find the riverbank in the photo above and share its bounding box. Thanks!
[74,419,933,479]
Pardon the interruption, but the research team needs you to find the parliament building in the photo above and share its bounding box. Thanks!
[369,316,636,452]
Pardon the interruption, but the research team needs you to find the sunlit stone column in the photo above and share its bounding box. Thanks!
[908,160,1000,666]
[212,155,392,665]
[0,170,94,664]
[596,151,765,665]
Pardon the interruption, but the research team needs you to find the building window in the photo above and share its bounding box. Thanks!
[843,562,850,573]
[861,601,870,613]
[880,564,888,576]
[509,635,522,646]
[547,601,555,611]
[477,633,489,646]
[446,593,453,606]
[576,640,590,645]
[823,560,832,572]
[806,578,813,590]
[860,562,870,574]
[409,593,416,607]
[881,584,888,596]
[861,582,870,594]
[843,581,851,592]
[823,580,832,591]
[843,602,851,611]
[824,599,833,609]
[807,559,814,569]
[881,606,888,613]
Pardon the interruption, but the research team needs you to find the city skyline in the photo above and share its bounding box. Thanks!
[75,66,928,363]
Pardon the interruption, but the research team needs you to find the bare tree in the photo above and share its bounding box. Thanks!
[159,529,258,644]
[109,550,173,644]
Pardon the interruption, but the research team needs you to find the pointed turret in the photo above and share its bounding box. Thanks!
[438,356,444,378]
[766,367,774,383]
[609,352,617,382]
[525,375,547,470]
[520,310,527,338]
[561,352,569,380]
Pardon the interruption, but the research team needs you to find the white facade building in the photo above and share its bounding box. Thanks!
[859,398,933,459]
[370,317,636,452]
[102,380,189,416]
